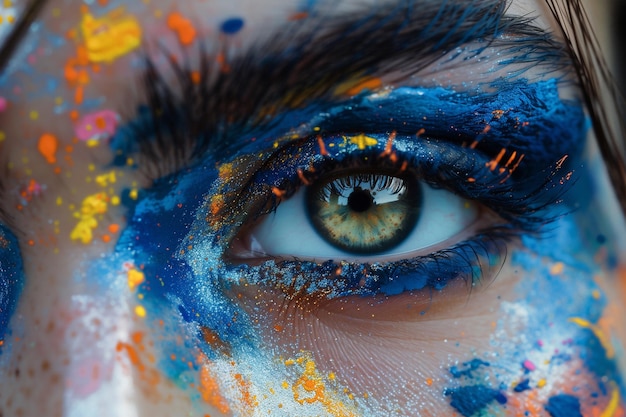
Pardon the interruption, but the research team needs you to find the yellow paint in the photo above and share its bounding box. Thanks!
[127,268,145,291]
[70,216,98,244]
[135,305,146,317]
[285,353,359,417]
[346,134,378,150]
[81,9,142,63]
[536,378,546,388]
[0,131,5,142]
[95,171,117,187]
[129,189,138,200]
[569,317,615,358]
[70,193,108,244]
[600,387,620,417]
[549,262,564,275]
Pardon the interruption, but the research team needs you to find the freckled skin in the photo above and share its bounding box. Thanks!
[0,1,625,417]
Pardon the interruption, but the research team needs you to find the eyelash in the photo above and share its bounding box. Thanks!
[217,134,570,298]
[112,14,580,302]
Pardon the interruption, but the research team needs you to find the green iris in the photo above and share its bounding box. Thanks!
[306,172,421,254]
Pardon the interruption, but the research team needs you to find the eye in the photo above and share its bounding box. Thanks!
[229,168,479,261]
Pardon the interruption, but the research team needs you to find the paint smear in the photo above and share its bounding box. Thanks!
[81,9,142,63]
[166,12,196,46]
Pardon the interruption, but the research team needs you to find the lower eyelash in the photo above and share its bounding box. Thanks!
[222,228,511,299]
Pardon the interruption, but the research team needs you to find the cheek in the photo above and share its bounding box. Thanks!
[225,264,518,413]
[212,238,625,416]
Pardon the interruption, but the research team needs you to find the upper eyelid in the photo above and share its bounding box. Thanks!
[113,0,571,183]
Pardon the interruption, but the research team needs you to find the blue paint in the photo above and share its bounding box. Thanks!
[444,385,506,417]
[0,224,24,346]
[513,379,531,392]
[449,359,490,379]
[544,394,583,417]
[112,76,588,377]
[220,17,244,35]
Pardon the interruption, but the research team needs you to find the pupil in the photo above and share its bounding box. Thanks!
[347,187,374,212]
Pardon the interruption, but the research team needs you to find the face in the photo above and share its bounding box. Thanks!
[0,0,625,416]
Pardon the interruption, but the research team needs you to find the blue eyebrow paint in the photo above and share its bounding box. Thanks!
[0,224,24,347]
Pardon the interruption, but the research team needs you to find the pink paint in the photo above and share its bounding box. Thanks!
[0,97,7,112]
[66,357,114,397]
[522,359,536,372]
[74,110,120,142]
[536,340,544,348]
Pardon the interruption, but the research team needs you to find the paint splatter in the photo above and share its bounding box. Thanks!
[74,110,120,142]
[346,134,378,150]
[545,394,583,417]
[70,193,108,244]
[166,12,197,45]
[444,385,507,417]
[220,17,244,35]
[80,9,142,63]
[37,133,58,164]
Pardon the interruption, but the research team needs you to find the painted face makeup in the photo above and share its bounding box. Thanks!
[0,224,23,345]
[0,0,624,416]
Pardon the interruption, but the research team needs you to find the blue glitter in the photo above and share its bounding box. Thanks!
[0,224,24,346]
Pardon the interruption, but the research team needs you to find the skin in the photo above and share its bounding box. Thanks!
[0,0,625,416]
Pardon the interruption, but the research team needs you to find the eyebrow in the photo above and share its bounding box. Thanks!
[114,0,571,176]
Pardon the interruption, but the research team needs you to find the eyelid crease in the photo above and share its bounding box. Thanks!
[112,0,572,183]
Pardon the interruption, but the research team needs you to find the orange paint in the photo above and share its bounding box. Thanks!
[108,223,120,233]
[167,12,197,46]
[271,187,286,198]
[37,133,59,164]
[190,71,201,84]
[288,11,309,20]
[234,373,258,411]
[485,148,506,171]
[345,78,382,96]
[317,135,328,156]
[216,51,230,73]
[297,169,312,185]
[74,85,84,104]
[116,341,144,371]
[197,356,231,413]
